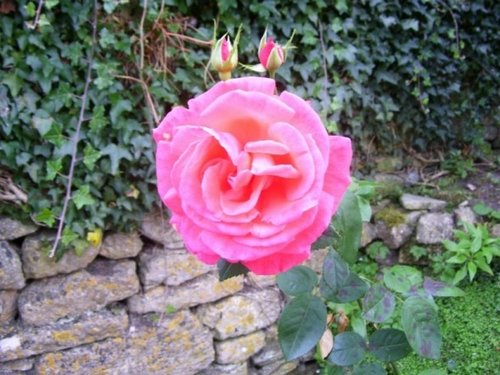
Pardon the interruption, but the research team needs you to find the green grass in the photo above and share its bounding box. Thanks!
[398,277,500,375]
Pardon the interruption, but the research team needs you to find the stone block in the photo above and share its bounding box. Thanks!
[35,310,214,375]
[138,244,212,290]
[454,206,477,225]
[18,259,139,326]
[0,290,18,324]
[0,358,34,373]
[35,337,126,375]
[215,330,266,364]
[128,272,244,313]
[140,210,184,249]
[0,306,128,362]
[0,241,25,290]
[0,217,37,241]
[22,231,99,279]
[99,231,143,259]
[197,288,281,339]
[416,213,454,244]
[123,311,214,375]
[400,194,447,211]
[197,362,248,375]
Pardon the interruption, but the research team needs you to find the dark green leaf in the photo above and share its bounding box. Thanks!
[383,265,423,294]
[101,144,133,175]
[362,283,395,323]
[369,328,412,362]
[331,190,362,264]
[278,294,326,360]
[321,272,368,303]
[327,332,366,366]
[277,266,318,296]
[321,250,350,291]
[83,144,102,171]
[46,159,62,181]
[423,277,465,297]
[401,296,441,359]
[217,259,249,281]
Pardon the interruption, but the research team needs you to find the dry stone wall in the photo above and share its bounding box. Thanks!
[0,211,296,375]
[0,191,489,374]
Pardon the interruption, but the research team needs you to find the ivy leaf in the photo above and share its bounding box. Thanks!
[362,283,396,323]
[278,294,326,360]
[401,296,441,359]
[61,226,78,246]
[35,208,55,227]
[277,266,318,296]
[368,328,412,362]
[90,105,108,133]
[3,73,23,96]
[110,99,132,125]
[217,259,249,281]
[32,113,53,136]
[331,190,362,264]
[43,123,64,147]
[72,185,95,209]
[46,158,62,181]
[327,331,367,366]
[72,239,89,256]
[83,143,102,171]
[100,143,132,175]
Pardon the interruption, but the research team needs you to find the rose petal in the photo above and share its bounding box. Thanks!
[245,139,289,155]
[279,91,329,160]
[201,90,295,142]
[268,122,316,200]
[242,248,310,275]
[188,77,276,112]
[324,136,352,214]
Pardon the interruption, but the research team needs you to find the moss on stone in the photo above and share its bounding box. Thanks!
[375,207,407,227]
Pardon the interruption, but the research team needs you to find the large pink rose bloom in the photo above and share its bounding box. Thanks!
[153,77,352,275]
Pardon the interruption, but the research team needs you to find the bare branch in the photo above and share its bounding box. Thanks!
[49,0,98,257]
[27,0,45,29]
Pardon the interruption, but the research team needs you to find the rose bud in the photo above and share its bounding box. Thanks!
[258,29,285,76]
[211,34,238,81]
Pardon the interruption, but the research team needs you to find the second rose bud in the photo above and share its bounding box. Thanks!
[258,29,286,76]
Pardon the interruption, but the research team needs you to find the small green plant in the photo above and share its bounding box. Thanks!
[366,241,390,262]
[441,150,475,178]
[443,222,500,284]
[409,245,428,261]
[165,304,176,314]
[473,201,500,222]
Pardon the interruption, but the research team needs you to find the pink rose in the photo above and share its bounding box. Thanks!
[153,77,352,275]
